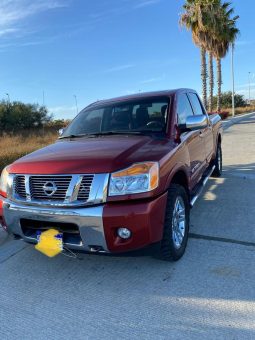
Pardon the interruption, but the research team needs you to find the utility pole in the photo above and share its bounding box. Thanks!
[5,93,10,104]
[74,95,79,114]
[248,72,251,105]
[42,91,45,106]
[231,44,235,117]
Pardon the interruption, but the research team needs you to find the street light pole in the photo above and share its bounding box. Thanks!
[5,93,10,103]
[248,72,251,105]
[74,95,79,114]
[231,44,235,117]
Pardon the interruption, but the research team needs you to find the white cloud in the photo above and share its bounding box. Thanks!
[0,28,19,37]
[134,0,161,9]
[0,0,68,38]
[104,64,135,73]
[88,0,161,25]
[140,74,165,84]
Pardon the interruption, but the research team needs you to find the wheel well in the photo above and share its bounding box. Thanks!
[171,171,189,195]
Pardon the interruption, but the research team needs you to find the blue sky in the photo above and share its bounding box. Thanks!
[0,0,254,119]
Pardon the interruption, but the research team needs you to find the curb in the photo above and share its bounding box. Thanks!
[222,111,255,130]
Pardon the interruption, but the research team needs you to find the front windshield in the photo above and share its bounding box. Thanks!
[61,96,170,137]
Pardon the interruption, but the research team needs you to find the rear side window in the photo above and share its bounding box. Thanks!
[188,93,205,116]
[176,94,194,125]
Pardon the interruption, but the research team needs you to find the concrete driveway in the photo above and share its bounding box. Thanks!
[0,114,255,340]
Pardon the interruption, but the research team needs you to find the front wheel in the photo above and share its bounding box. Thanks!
[158,184,190,261]
[212,143,222,177]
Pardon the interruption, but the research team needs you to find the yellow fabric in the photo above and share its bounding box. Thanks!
[35,229,63,258]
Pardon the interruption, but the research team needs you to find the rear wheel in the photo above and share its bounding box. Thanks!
[158,184,190,261]
[212,143,222,177]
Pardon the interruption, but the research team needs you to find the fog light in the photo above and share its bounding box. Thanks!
[117,228,131,239]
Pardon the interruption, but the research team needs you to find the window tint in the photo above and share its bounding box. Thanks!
[188,93,204,116]
[66,109,104,135]
[62,97,170,137]
[176,94,194,125]
[132,101,168,126]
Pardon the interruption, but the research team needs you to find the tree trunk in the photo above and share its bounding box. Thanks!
[216,57,222,113]
[208,52,214,113]
[201,48,207,109]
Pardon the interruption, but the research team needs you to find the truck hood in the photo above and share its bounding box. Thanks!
[10,135,175,174]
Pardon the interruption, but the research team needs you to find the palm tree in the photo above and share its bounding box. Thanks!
[180,0,210,109]
[212,3,239,112]
[202,1,222,113]
[180,1,239,113]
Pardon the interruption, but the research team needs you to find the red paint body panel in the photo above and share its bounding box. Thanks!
[103,192,168,252]
[9,136,176,175]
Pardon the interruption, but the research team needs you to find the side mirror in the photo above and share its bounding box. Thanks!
[58,128,65,136]
[186,115,208,131]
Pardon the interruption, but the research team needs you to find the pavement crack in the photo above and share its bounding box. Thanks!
[189,233,255,248]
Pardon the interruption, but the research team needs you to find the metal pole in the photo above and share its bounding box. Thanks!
[42,91,45,106]
[5,93,10,103]
[74,95,78,114]
[231,44,235,117]
[248,72,251,105]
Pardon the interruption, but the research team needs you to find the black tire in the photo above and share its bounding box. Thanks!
[212,143,222,177]
[158,184,190,261]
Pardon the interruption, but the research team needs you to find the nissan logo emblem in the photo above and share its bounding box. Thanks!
[42,181,58,197]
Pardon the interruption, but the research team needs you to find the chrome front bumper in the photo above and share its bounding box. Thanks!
[3,200,109,253]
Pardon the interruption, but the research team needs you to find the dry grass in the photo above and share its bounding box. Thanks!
[0,132,57,171]
[224,105,255,115]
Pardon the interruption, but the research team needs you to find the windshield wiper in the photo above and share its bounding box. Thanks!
[59,130,163,139]
[59,134,89,139]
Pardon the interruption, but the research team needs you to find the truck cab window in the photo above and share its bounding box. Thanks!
[188,93,205,116]
[176,94,194,125]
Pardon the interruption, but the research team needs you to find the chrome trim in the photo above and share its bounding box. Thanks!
[25,175,31,201]
[3,199,109,252]
[190,165,215,207]
[7,174,14,198]
[64,175,83,203]
[186,115,208,131]
[209,113,221,125]
[9,173,109,208]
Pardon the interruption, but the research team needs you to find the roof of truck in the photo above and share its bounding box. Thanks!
[86,88,197,109]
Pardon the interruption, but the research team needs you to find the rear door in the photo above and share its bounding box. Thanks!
[188,92,214,162]
[176,93,207,187]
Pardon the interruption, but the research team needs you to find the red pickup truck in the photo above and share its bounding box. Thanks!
[0,89,222,261]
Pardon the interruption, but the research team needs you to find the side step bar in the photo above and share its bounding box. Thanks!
[190,165,215,207]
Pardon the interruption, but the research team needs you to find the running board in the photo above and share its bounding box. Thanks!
[190,165,215,207]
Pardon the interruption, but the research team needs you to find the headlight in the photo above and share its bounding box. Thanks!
[0,167,10,197]
[109,162,159,196]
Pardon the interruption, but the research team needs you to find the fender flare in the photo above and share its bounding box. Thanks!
[164,162,190,192]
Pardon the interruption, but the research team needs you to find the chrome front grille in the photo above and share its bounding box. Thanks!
[10,173,108,207]
[29,176,72,201]
[77,175,94,201]
[14,176,26,199]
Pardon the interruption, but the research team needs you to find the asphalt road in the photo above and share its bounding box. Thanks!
[1,113,255,340]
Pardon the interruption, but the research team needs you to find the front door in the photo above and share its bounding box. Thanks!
[176,93,207,188]
[188,92,214,162]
